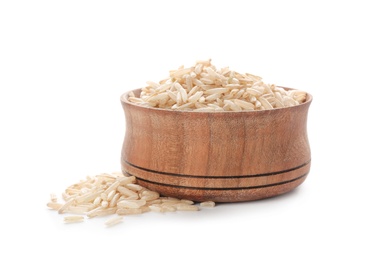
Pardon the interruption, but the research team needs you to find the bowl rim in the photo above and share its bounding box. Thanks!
[120,87,312,114]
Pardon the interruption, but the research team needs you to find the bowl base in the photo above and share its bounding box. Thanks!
[123,171,308,202]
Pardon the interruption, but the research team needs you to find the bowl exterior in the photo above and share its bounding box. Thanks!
[121,90,312,202]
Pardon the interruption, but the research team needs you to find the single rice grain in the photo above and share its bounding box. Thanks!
[64,215,84,223]
[104,216,124,227]
[200,201,216,208]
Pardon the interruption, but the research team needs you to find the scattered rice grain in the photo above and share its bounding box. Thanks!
[105,216,123,227]
[200,201,216,208]
[64,215,84,223]
[47,202,63,210]
[176,204,199,211]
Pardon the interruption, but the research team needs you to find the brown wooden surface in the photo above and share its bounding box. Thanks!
[120,89,312,202]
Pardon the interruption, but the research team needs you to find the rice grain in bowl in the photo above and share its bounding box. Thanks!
[120,61,312,202]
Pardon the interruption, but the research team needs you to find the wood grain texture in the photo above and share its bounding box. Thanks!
[120,88,312,202]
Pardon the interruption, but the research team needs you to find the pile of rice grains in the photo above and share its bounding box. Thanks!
[47,172,215,227]
[47,59,307,226]
[128,59,306,111]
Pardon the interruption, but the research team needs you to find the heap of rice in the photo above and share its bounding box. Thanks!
[128,59,306,111]
[47,172,215,227]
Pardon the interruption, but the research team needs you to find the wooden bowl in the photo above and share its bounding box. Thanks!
[120,88,312,202]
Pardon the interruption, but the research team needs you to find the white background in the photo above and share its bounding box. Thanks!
[1,0,364,259]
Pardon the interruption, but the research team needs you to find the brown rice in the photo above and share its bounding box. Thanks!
[47,172,216,226]
[128,59,306,111]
